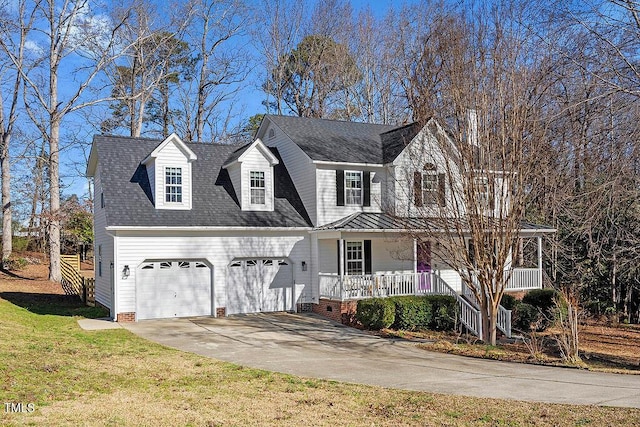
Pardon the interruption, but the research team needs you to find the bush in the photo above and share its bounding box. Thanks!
[355,298,395,330]
[512,303,538,332]
[429,295,457,331]
[391,296,431,331]
[12,236,29,252]
[500,294,519,311]
[522,289,557,315]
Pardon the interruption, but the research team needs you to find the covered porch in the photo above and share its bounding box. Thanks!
[311,213,554,338]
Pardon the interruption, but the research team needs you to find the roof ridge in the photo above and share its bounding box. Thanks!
[266,114,396,128]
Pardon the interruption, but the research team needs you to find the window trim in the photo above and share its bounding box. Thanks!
[249,170,266,205]
[345,240,364,275]
[344,170,363,206]
[165,167,183,204]
[421,171,439,206]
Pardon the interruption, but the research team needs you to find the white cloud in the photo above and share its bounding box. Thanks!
[24,39,44,56]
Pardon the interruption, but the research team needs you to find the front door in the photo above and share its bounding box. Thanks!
[417,242,431,290]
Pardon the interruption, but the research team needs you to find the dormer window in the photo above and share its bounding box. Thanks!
[165,167,183,203]
[250,171,266,205]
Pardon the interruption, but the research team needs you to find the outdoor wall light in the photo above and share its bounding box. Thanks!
[122,265,130,279]
[301,261,307,271]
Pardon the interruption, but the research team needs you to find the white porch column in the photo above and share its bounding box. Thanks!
[537,236,543,287]
[339,238,345,298]
[413,238,418,273]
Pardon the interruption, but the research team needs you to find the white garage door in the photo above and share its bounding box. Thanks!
[137,260,212,320]
[226,258,292,315]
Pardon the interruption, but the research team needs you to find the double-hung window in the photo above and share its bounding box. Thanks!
[165,167,182,203]
[250,171,266,205]
[346,241,364,275]
[421,172,439,206]
[345,171,362,205]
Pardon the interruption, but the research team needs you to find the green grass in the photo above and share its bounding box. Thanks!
[1,296,640,426]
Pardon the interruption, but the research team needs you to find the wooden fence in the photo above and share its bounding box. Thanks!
[61,255,95,307]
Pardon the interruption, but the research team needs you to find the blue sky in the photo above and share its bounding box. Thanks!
[5,0,424,208]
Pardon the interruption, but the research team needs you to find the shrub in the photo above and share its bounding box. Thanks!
[522,289,557,315]
[512,303,538,332]
[391,296,431,331]
[355,298,395,330]
[500,294,519,311]
[12,236,29,252]
[428,295,457,331]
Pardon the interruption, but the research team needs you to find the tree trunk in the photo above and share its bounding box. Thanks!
[1,140,11,263]
[48,115,61,282]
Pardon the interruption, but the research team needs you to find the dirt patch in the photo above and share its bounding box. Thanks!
[0,259,64,295]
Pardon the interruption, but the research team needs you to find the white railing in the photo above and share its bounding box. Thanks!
[318,271,484,338]
[507,268,540,290]
[461,278,512,338]
[319,273,341,299]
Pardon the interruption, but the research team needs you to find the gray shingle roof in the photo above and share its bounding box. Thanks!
[266,115,398,164]
[93,135,311,228]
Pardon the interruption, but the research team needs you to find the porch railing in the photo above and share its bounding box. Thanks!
[319,272,484,338]
[506,268,540,290]
[462,279,511,338]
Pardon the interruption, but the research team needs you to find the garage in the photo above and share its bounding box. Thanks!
[136,260,212,320]
[226,258,293,315]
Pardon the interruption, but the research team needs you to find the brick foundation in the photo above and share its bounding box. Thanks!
[216,307,226,317]
[117,312,136,322]
[312,299,358,325]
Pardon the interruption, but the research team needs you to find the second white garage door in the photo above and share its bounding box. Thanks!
[136,260,212,320]
[226,258,293,315]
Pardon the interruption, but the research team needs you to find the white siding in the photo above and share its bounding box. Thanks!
[93,165,114,313]
[227,163,241,203]
[391,123,465,218]
[112,230,313,317]
[262,122,317,224]
[154,141,193,210]
[316,165,386,226]
[146,161,156,203]
[240,149,274,211]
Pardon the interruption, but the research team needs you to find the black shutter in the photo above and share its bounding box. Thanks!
[363,171,371,207]
[438,173,446,207]
[364,240,372,274]
[336,169,345,206]
[413,172,423,207]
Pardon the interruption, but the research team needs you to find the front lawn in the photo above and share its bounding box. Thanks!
[1,266,640,425]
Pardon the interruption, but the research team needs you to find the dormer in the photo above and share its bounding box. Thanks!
[223,138,279,211]
[142,133,197,210]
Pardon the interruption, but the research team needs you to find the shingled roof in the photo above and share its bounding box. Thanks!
[265,115,400,164]
[91,135,312,228]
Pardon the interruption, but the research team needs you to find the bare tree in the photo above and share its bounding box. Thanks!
[0,1,36,263]
[0,0,131,281]
[393,2,550,344]
[177,0,248,142]
[253,0,305,115]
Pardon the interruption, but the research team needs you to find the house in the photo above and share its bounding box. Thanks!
[86,115,553,336]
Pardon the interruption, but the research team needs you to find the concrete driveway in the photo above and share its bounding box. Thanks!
[123,312,640,408]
